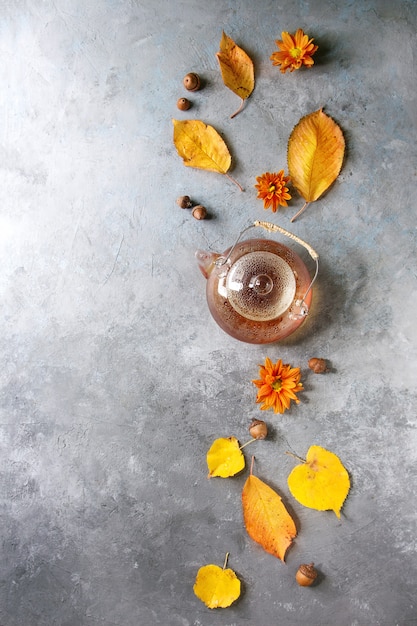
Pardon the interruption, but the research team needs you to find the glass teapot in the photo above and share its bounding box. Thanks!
[196,220,319,344]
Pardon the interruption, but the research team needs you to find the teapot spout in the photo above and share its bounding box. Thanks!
[195,249,221,279]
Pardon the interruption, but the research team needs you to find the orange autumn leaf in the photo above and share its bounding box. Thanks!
[193,555,241,609]
[287,109,345,221]
[216,31,255,118]
[287,445,350,518]
[242,473,296,561]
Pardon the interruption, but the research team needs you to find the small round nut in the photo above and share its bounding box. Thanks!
[192,205,207,220]
[183,72,201,91]
[177,97,191,111]
[176,195,192,209]
[295,563,318,587]
[308,358,328,374]
[248,419,268,440]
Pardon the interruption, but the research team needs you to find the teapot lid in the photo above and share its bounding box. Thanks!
[215,221,319,320]
[225,250,296,321]
[198,221,319,344]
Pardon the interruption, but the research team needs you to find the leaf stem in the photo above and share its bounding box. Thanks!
[239,438,255,450]
[223,552,230,570]
[290,201,310,222]
[230,98,245,119]
[249,455,255,476]
[225,173,244,191]
[285,450,306,463]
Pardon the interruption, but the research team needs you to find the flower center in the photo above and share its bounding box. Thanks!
[290,47,302,59]
[271,377,283,391]
[268,184,276,192]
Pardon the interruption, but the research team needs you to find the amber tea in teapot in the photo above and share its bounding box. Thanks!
[196,221,319,344]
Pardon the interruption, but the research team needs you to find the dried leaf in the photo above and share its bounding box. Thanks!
[172,119,243,190]
[207,437,245,478]
[216,31,254,118]
[193,559,241,609]
[287,445,350,518]
[242,474,296,561]
[173,118,231,173]
[287,109,345,220]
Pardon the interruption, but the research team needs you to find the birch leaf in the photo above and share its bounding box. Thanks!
[287,109,345,220]
[287,445,350,518]
[193,557,241,609]
[242,474,296,561]
[216,31,255,118]
[207,437,245,478]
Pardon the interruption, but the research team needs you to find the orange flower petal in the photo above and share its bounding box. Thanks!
[270,29,318,73]
[255,172,292,212]
[252,357,303,414]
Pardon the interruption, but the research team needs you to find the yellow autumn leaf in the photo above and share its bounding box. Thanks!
[172,118,231,173]
[287,445,350,518]
[216,31,255,118]
[242,473,296,561]
[207,436,245,478]
[193,556,241,609]
[287,109,345,220]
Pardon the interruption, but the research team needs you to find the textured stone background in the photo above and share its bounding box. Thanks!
[0,1,416,625]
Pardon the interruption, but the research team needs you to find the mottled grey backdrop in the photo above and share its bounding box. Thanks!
[0,0,416,625]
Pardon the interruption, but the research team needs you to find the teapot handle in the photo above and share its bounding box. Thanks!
[215,220,319,320]
[254,220,319,261]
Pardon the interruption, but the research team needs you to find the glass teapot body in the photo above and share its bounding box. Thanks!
[197,237,313,344]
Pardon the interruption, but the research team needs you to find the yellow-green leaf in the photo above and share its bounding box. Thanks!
[207,437,245,478]
[172,118,231,174]
[287,445,350,518]
[242,474,296,561]
[193,562,241,609]
[287,109,345,217]
[216,31,254,118]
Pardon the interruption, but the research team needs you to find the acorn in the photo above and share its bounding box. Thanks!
[176,195,193,209]
[177,97,191,111]
[192,205,207,220]
[295,563,318,587]
[248,419,268,440]
[308,358,328,374]
[183,72,201,91]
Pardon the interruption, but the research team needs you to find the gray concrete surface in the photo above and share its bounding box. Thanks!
[1,1,416,624]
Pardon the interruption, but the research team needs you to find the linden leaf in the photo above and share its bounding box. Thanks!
[193,557,241,609]
[216,31,255,118]
[287,445,350,518]
[242,474,296,561]
[207,436,245,478]
[287,109,345,221]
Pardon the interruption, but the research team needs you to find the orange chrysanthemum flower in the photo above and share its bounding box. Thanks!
[255,171,291,212]
[252,357,303,414]
[270,29,318,73]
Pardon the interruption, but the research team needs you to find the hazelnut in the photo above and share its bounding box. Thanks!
[295,563,318,587]
[183,72,201,91]
[248,419,268,440]
[176,195,193,209]
[177,97,191,111]
[308,358,328,374]
[192,205,207,220]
